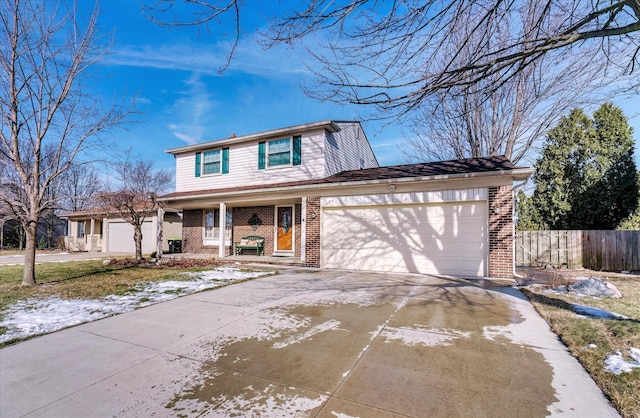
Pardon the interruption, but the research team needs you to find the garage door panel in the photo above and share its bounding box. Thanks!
[321,203,486,276]
[108,222,154,254]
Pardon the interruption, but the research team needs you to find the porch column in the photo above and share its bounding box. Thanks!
[218,203,226,258]
[89,219,95,250]
[156,206,165,258]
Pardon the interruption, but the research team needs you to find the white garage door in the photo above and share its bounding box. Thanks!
[321,202,487,276]
[108,222,154,254]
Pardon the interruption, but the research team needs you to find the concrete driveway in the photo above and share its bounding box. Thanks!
[0,268,619,417]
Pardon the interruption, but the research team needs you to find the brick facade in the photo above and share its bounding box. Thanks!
[182,209,204,253]
[488,185,514,278]
[183,204,303,257]
[304,196,321,268]
[233,206,275,254]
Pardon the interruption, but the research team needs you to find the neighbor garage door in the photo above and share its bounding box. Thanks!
[321,201,487,276]
[108,221,154,254]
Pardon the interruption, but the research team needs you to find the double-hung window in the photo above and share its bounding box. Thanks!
[195,148,229,177]
[203,150,221,175]
[204,208,232,242]
[268,139,291,167]
[258,136,301,169]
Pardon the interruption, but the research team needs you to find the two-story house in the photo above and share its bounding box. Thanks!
[160,120,533,278]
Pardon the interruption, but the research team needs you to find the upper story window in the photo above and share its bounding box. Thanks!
[258,136,301,169]
[268,139,291,167]
[195,148,229,177]
[203,150,221,175]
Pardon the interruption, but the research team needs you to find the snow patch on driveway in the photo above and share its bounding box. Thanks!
[272,319,341,349]
[381,326,471,347]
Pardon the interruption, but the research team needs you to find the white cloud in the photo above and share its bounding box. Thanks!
[108,37,313,78]
[167,73,216,145]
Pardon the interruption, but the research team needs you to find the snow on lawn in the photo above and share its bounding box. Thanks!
[0,267,271,344]
[605,348,640,375]
[570,304,630,320]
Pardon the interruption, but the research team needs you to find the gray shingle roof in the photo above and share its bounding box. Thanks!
[159,155,527,201]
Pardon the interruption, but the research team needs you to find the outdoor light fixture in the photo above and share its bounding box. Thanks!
[389,184,396,191]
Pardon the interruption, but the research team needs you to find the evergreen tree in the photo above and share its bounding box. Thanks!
[530,103,637,230]
[515,190,543,230]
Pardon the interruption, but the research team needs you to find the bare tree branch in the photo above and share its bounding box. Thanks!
[145,0,640,118]
[0,0,134,285]
[96,156,172,261]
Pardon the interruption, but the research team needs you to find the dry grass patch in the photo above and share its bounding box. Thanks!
[0,258,224,313]
[523,272,640,418]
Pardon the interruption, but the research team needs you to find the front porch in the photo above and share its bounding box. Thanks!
[162,252,305,267]
[64,234,103,252]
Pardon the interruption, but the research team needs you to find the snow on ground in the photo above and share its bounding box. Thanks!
[604,348,640,375]
[570,304,630,320]
[0,267,271,344]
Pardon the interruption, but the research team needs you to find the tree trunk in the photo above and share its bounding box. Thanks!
[22,222,38,286]
[134,224,143,261]
[156,207,164,259]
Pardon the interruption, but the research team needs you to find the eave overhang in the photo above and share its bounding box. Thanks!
[159,167,534,208]
[165,120,341,155]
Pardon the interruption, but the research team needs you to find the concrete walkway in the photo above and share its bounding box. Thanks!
[0,269,619,417]
[0,251,129,266]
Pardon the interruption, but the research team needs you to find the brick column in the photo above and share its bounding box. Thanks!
[304,196,321,268]
[488,185,514,278]
[182,209,203,253]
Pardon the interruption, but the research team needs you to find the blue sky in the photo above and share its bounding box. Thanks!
[90,0,640,181]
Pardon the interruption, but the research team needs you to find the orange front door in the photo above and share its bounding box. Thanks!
[276,206,293,252]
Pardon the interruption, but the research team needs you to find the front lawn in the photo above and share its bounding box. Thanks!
[0,258,271,346]
[522,272,640,418]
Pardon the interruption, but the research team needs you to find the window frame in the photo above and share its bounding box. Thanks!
[259,135,301,169]
[267,138,292,167]
[202,149,221,176]
[195,147,229,177]
[203,208,232,245]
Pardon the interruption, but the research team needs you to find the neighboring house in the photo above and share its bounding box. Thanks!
[160,120,533,278]
[61,206,182,254]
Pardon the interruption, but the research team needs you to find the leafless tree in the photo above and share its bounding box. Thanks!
[60,163,103,212]
[0,0,132,286]
[144,0,640,119]
[404,3,609,164]
[96,158,172,261]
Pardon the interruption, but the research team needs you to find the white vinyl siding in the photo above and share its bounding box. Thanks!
[175,129,327,192]
[324,122,378,175]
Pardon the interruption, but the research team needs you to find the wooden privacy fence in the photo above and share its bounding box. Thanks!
[515,230,640,271]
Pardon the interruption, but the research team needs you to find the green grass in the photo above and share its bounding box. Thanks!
[523,274,640,418]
